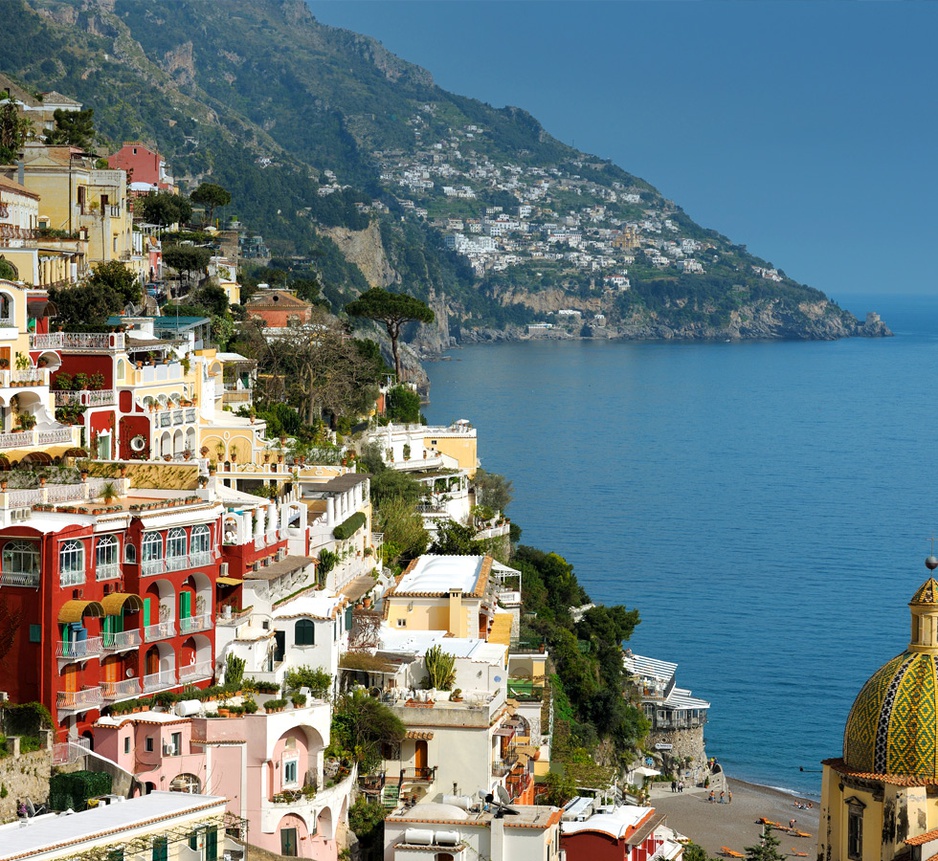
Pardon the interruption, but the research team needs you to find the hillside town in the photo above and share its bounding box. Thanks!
[0,87,716,861]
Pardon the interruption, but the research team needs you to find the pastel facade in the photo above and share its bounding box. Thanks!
[107,142,176,193]
[560,798,682,861]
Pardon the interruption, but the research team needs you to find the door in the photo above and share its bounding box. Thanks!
[280,827,297,857]
[274,630,285,663]
[415,740,428,776]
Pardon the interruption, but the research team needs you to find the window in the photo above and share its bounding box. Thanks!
[191,524,210,557]
[142,532,162,563]
[397,618,407,627]
[295,619,315,646]
[145,737,154,752]
[96,535,119,579]
[169,773,201,793]
[171,731,182,755]
[283,757,298,786]
[29,625,41,643]
[124,737,130,754]
[59,540,85,585]
[3,540,38,577]
[124,544,137,564]
[847,802,864,860]
[166,527,187,560]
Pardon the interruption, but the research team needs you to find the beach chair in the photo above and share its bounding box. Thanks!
[794,830,812,838]
[721,848,745,858]
[791,850,808,857]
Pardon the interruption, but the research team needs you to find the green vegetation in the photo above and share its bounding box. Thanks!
[423,645,456,691]
[283,666,332,699]
[744,826,786,861]
[48,261,140,331]
[385,385,422,424]
[333,511,367,541]
[328,689,405,774]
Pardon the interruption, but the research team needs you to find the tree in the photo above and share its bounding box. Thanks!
[744,826,786,861]
[345,288,434,382]
[330,689,405,773]
[190,182,231,226]
[48,282,126,331]
[89,261,140,306]
[138,192,192,227]
[473,469,513,512]
[373,495,429,565]
[162,245,211,282]
[386,384,421,424]
[0,100,32,164]
[45,108,95,150]
[188,284,230,317]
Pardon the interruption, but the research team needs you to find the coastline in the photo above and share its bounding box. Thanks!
[649,776,820,858]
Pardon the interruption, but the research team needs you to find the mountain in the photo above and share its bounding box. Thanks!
[3,0,889,343]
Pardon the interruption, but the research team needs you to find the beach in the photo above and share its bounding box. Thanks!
[648,778,820,858]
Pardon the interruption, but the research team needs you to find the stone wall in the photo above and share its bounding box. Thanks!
[647,725,707,781]
[0,741,53,823]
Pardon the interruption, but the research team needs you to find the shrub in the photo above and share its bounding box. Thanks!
[333,511,367,541]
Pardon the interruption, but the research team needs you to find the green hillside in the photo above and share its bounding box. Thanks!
[2,0,888,341]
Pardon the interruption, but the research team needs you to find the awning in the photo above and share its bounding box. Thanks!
[58,599,105,624]
[217,576,243,586]
[101,593,143,615]
[340,574,375,603]
[493,726,516,738]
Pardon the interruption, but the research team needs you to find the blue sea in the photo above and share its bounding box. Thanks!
[422,294,938,798]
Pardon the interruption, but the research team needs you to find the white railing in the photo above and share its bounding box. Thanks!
[7,489,40,508]
[45,483,84,504]
[103,629,141,651]
[144,620,176,642]
[143,668,177,692]
[57,687,103,710]
[38,429,74,445]
[55,390,117,407]
[141,557,164,576]
[1,569,39,587]
[189,550,212,568]
[57,637,103,659]
[12,368,47,384]
[96,562,121,581]
[59,569,85,587]
[179,660,213,681]
[0,431,29,449]
[165,554,191,572]
[31,332,125,351]
[101,678,141,700]
[53,737,91,766]
[179,613,212,634]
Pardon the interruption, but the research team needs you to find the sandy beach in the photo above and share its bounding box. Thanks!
[648,777,820,859]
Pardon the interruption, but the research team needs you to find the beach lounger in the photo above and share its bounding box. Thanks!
[721,848,745,858]
[794,831,811,838]
[791,850,808,857]
[759,818,784,828]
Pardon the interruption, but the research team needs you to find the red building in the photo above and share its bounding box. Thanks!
[0,483,224,742]
[561,799,675,861]
[107,143,175,193]
[244,290,314,328]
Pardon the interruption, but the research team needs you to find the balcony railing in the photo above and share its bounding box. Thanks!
[143,668,177,692]
[179,613,212,634]
[400,767,436,782]
[59,569,85,588]
[95,562,121,581]
[189,550,212,568]
[179,659,213,681]
[0,427,78,451]
[101,678,141,701]
[57,687,103,711]
[1,569,39,587]
[102,629,141,651]
[31,332,125,351]
[55,390,117,407]
[144,620,176,642]
[57,637,104,660]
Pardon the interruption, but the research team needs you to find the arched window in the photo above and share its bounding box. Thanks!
[169,773,201,794]
[2,540,38,583]
[0,292,13,324]
[124,543,137,564]
[95,535,119,580]
[116,358,126,381]
[295,619,315,646]
[167,527,187,561]
[59,539,85,586]
[190,524,210,559]
[142,532,162,566]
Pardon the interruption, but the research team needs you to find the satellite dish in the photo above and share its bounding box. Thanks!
[477,790,488,800]
[496,784,511,805]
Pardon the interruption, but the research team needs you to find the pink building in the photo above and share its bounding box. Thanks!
[93,697,355,860]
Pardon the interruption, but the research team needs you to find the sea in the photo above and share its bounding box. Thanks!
[422,293,938,799]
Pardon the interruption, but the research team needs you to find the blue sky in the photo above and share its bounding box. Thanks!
[307,1,937,300]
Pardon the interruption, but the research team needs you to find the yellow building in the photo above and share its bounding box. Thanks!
[385,554,495,639]
[819,573,938,861]
[423,418,479,477]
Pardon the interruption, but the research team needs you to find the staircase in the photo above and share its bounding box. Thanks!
[381,784,400,809]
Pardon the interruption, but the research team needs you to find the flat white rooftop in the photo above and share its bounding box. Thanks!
[0,792,226,860]
[395,554,486,595]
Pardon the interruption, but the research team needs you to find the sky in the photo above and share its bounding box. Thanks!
[307,1,937,301]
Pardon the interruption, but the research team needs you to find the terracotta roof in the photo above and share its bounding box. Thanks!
[0,175,38,198]
[245,290,312,310]
[906,829,938,846]
[405,730,434,740]
[822,757,938,786]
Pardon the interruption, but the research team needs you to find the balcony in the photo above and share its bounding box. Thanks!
[189,550,212,568]
[96,563,121,582]
[179,613,212,634]
[57,686,103,712]
[144,620,176,642]
[1,569,40,587]
[143,668,178,693]
[143,553,210,577]
[0,426,79,451]
[57,637,104,661]
[400,767,436,783]
[102,629,141,651]
[179,659,213,682]
[55,390,117,408]
[31,332,126,352]
[101,678,142,701]
[59,569,86,588]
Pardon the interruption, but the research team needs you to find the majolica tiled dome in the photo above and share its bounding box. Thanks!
[843,578,938,777]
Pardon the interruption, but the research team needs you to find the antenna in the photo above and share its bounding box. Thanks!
[484,789,519,818]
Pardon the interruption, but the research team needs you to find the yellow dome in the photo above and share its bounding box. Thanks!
[843,578,938,776]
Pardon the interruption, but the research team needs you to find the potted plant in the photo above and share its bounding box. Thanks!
[100,481,118,504]
[243,698,258,714]
[290,692,307,708]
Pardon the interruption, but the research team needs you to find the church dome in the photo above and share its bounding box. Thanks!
[843,577,938,777]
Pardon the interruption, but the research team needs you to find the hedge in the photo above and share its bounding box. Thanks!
[49,771,112,812]
[333,511,366,541]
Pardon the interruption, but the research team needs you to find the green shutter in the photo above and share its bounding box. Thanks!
[143,598,151,628]
[180,591,191,619]
[29,625,41,643]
